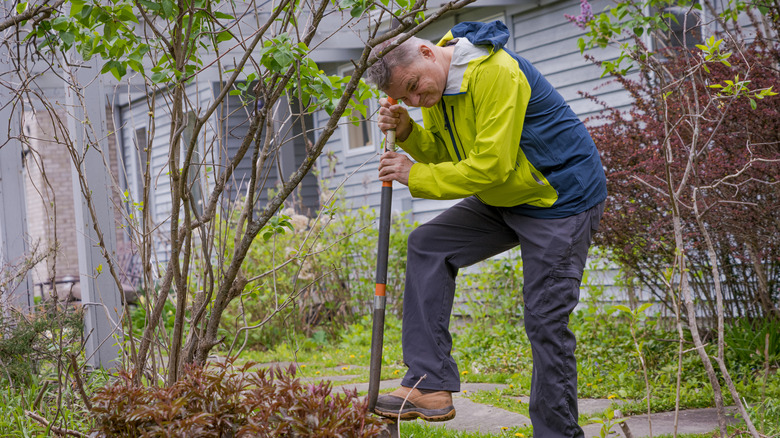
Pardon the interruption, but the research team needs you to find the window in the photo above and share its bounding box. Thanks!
[340,66,377,152]
[653,2,703,50]
[133,127,148,201]
[131,126,154,221]
[181,111,204,215]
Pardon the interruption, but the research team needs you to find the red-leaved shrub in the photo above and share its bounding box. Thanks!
[90,361,386,437]
[588,39,780,321]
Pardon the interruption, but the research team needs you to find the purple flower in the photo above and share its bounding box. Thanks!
[565,0,595,29]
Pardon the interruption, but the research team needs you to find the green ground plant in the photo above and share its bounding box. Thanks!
[0,306,107,437]
[1,275,778,436]
[0,307,82,386]
[457,250,524,321]
[0,369,109,437]
[217,204,413,354]
[244,307,779,436]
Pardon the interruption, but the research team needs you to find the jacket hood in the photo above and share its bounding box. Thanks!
[438,21,509,53]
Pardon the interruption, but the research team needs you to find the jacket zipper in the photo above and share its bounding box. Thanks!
[440,100,462,161]
[450,106,467,159]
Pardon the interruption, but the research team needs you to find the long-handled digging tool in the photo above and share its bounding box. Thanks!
[368,97,398,413]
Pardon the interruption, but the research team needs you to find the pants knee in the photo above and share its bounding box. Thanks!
[408,223,436,253]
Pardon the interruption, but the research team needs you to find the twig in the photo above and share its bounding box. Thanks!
[762,332,769,402]
[0,0,67,32]
[68,354,92,411]
[31,381,50,411]
[25,410,88,438]
[396,373,428,437]
[614,410,634,438]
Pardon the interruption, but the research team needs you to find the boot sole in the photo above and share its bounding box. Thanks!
[374,406,456,422]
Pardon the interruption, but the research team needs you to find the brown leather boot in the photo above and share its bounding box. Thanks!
[374,386,456,422]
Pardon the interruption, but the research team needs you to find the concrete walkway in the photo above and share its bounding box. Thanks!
[332,380,737,437]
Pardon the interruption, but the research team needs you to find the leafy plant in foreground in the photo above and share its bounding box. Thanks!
[90,361,386,437]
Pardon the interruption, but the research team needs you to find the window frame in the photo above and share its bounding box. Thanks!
[646,0,705,52]
[181,110,204,216]
[338,64,379,156]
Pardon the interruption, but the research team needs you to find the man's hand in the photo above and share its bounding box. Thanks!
[378,151,413,186]
[378,98,412,143]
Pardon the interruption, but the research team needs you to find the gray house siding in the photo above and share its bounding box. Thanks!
[120,85,214,223]
[274,96,320,216]
[511,0,632,118]
[118,80,319,259]
[215,85,260,205]
[213,89,319,215]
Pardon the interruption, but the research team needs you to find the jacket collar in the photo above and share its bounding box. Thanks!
[440,38,490,96]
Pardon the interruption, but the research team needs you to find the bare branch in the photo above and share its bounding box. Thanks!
[0,0,66,33]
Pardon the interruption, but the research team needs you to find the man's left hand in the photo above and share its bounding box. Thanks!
[378,151,413,186]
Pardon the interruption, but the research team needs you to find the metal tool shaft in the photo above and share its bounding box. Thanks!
[368,97,397,412]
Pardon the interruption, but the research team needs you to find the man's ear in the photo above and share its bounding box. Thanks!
[419,44,435,61]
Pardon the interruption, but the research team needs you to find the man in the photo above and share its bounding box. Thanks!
[366,21,606,437]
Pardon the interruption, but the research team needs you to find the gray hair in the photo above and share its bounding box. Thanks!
[366,36,429,91]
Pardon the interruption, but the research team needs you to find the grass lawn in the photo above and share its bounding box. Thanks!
[235,311,780,437]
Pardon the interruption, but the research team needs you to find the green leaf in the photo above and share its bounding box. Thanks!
[103,21,116,43]
[70,0,86,17]
[749,98,757,110]
[16,2,27,14]
[59,30,76,46]
[637,302,653,313]
[350,5,366,18]
[139,0,161,11]
[51,16,69,31]
[161,0,175,17]
[215,11,234,19]
[127,59,144,75]
[151,71,168,83]
[116,5,139,23]
[101,60,123,80]
[111,64,127,81]
[612,304,632,314]
[216,31,233,43]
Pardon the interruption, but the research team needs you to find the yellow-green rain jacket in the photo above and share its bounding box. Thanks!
[399,21,607,218]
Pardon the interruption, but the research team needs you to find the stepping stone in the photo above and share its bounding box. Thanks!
[426,396,532,433]
[582,407,739,437]
[334,378,403,394]
[459,382,510,393]
[579,398,624,416]
[302,374,362,382]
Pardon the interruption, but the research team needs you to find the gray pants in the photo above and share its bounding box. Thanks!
[400,196,604,438]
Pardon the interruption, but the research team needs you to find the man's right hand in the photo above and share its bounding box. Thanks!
[378,98,412,143]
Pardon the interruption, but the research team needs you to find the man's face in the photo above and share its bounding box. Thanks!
[385,47,447,108]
